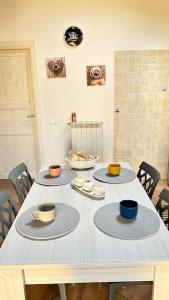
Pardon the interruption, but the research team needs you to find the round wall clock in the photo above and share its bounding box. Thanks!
[64,26,83,47]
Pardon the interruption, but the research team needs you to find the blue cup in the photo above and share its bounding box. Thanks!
[120,200,138,219]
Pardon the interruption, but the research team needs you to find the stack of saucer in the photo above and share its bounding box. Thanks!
[73,176,104,196]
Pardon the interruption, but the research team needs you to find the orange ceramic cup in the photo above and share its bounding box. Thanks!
[108,163,121,176]
[49,165,61,177]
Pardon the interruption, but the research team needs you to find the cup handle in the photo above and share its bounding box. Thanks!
[32,210,40,220]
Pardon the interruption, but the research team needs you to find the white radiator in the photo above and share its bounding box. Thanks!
[70,121,103,161]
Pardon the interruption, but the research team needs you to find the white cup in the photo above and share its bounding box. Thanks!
[93,184,104,196]
[74,176,85,187]
[83,181,93,192]
[32,203,56,223]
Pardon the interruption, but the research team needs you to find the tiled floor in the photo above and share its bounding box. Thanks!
[0,179,168,300]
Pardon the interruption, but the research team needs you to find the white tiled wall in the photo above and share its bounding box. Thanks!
[114,50,169,178]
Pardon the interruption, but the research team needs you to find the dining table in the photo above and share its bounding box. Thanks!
[1,162,169,300]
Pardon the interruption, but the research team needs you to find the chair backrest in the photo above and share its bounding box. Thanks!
[137,161,160,199]
[8,163,33,206]
[155,188,169,230]
[0,190,17,245]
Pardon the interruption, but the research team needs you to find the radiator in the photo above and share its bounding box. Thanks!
[70,121,103,161]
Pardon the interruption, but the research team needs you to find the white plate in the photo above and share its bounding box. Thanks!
[71,180,104,200]
[65,156,99,169]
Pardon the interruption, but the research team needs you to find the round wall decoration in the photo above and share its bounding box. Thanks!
[64,26,83,47]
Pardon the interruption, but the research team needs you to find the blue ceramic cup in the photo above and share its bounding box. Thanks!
[120,200,138,219]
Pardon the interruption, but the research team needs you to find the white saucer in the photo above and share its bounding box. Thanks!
[71,180,105,200]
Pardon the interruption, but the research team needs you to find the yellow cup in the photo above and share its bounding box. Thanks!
[108,163,121,176]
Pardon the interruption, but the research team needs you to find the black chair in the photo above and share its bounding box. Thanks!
[109,189,169,299]
[137,161,160,199]
[0,190,66,300]
[109,161,160,299]
[155,188,169,230]
[0,190,17,246]
[8,162,33,207]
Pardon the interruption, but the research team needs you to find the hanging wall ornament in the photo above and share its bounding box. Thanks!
[86,65,106,86]
[46,57,66,78]
[64,26,83,47]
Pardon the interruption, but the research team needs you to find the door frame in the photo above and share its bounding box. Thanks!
[0,41,44,173]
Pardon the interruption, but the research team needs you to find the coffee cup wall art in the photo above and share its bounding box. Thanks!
[86,65,106,86]
[46,57,66,78]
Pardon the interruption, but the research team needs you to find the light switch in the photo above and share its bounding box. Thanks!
[49,118,58,125]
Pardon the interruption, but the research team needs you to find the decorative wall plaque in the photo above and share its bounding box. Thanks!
[86,65,106,86]
[64,26,83,47]
[46,57,66,78]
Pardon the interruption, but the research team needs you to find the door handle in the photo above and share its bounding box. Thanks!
[115,108,120,113]
[27,114,35,118]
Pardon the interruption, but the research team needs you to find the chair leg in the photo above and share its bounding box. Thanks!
[109,283,120,300]
[59,284,67,300]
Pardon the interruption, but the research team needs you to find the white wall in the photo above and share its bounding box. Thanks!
[1,0,169,165]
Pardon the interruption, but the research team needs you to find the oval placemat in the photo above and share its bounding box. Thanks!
[93,168,136,184]
[35,169,76,186]
[16,203,80,240]
[93,202,160,239]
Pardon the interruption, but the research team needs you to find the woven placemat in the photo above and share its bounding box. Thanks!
[93,202,160,239]
[93,168,136,184]
[35,169,76,186]
[16,203,80,240]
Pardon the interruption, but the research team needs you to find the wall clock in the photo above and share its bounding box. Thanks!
[64,26,83,47]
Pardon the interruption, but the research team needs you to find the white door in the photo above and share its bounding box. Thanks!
[0,48,38,178]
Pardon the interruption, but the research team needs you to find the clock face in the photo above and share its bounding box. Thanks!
[64,26,83,47]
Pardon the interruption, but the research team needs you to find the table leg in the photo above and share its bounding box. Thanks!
[0,268,26,300]
[153,265,169,300]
